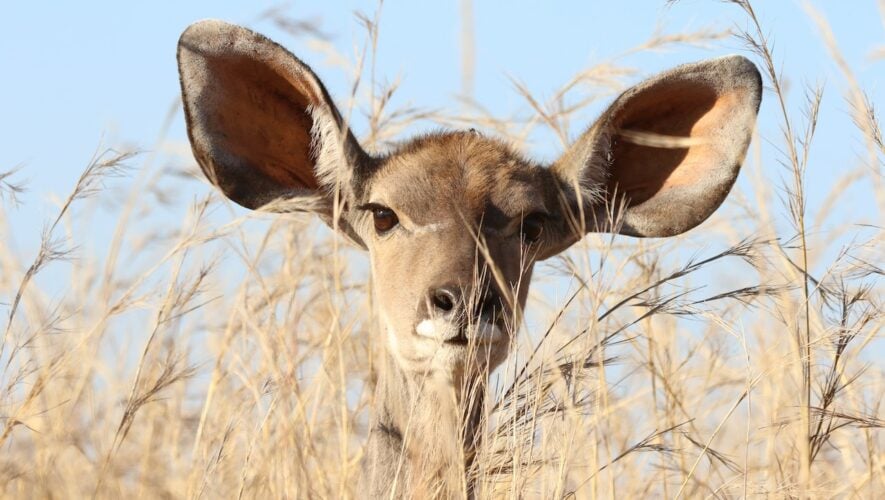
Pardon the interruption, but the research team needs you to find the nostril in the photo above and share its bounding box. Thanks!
[476,288,504,320]
[431,287,457,313]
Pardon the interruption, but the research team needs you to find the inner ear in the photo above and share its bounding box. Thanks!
[549,55,761,242]
[608,80,721,205]
[200,54,321,194]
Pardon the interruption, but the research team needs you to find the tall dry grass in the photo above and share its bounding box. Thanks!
[1,0,882,498]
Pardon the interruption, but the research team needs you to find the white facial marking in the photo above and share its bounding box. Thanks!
[475,321,505,343]
[416,318,452,341]
[410,222,448,236]
[415,318,504,344]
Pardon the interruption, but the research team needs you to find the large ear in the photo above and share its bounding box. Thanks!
[550,55,761,242]
[177,19,371,216]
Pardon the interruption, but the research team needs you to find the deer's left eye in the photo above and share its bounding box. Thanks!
[520,213,546,243]
[358,203,399,234]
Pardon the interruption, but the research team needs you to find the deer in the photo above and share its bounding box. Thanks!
[177,19,761,498]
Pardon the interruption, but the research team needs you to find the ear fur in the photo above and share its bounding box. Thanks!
[551,55,762,240]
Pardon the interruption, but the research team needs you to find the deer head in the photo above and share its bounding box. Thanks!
[177,19,761,495]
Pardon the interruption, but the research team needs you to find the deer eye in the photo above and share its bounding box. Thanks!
[369,205,399,233]
[520,213,546,243]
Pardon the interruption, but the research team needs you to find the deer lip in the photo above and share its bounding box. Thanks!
[443,332,469,346]
[415,318,503,345]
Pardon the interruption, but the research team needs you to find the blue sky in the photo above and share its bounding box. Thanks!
[1,1,882,277]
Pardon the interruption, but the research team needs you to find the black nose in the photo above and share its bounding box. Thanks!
[474,287,503,319]
[430,286,460,314]
[428,284,503,322]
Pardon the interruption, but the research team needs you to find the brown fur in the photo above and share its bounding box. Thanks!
[177,19,762,497]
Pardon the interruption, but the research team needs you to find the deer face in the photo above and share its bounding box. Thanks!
[177,20,761,380]
[359,133,557,376]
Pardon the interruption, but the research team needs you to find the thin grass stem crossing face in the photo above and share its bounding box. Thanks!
[177,19,761,496]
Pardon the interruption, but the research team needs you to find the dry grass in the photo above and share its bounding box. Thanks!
[1,1,882,498]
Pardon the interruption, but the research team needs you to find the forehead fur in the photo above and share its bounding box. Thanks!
[368,131,549,225]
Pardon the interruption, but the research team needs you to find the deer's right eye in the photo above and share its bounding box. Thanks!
[520,213,546,243]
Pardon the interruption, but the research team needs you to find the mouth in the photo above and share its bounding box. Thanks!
[443,331,469,346]
[415,318,505,346]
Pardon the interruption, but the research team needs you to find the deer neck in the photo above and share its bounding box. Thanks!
[361,348,486,496]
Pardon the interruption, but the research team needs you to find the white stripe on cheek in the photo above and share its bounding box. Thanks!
[410,222,449,235]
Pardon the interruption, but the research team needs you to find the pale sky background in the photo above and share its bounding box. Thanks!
[1,2,882,351]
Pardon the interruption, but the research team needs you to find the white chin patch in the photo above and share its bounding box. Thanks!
[415,318,504,344]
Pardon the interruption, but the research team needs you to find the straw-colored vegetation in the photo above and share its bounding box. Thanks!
[1,1,881,498]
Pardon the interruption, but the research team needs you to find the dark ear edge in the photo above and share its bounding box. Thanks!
[548,55,762,248]
[177,19,372,213]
